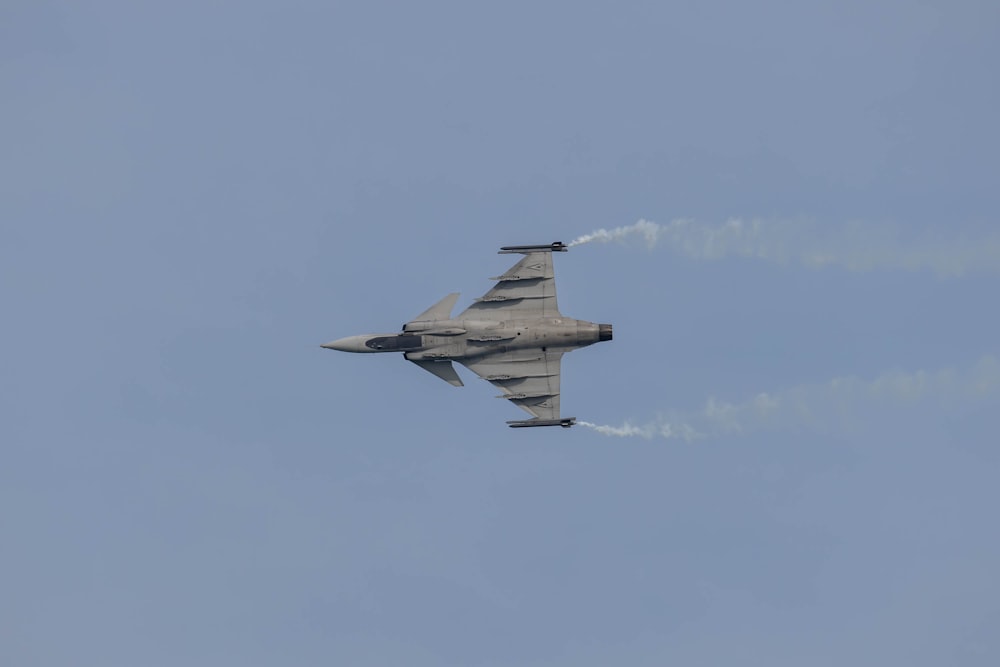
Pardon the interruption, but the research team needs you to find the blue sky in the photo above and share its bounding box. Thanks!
[3,2,999,665]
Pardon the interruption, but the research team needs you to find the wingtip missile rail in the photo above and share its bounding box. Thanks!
[499,241,568,254]
[507,417,577,428]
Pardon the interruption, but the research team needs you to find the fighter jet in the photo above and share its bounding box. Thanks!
[322,242,612,428]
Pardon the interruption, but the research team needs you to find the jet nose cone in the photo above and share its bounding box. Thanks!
[321,336,368,352]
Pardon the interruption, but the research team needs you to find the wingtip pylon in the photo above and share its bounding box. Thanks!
[499,242,568,254]
[506,417,577,428]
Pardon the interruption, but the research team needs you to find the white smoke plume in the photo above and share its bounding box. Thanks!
[576,419,703,441]
[568,218,1000,276]
[580,355,1000,440]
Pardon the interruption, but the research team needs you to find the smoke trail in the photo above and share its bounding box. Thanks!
[580,355,1000,440]
[568,218,1000,276]
[576,419,703,441]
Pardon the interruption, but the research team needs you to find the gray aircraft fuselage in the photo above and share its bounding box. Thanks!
[322,317,611,360]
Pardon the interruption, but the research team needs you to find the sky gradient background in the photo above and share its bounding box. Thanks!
[3,2,999,665]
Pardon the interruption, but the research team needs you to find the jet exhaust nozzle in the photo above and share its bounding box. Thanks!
[599,324,613,342]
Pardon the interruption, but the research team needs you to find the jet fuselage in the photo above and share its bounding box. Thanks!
[323,317,612,361]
